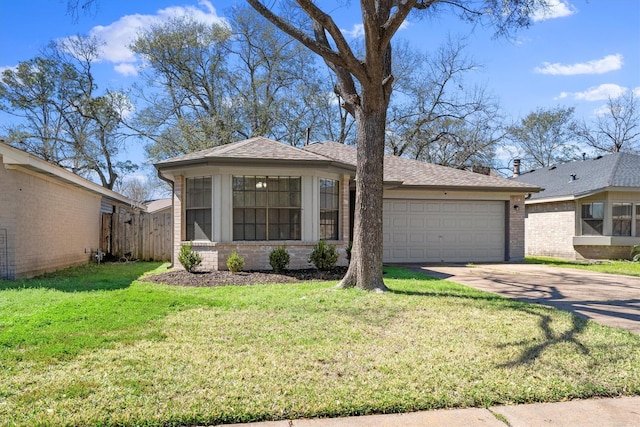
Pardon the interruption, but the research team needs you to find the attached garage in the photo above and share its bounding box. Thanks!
[383,199,505,263]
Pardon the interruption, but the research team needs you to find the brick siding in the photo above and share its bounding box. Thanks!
[524,201,577,260]
[0,160,100,279]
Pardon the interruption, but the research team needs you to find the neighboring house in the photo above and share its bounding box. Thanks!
[0,141,140,279]
[155,136,539,271]
[512,153,640,260]
[145,198,172,215]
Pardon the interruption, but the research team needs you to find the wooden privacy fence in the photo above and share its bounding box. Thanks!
[102,211,172,261]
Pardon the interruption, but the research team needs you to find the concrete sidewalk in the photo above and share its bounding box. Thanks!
[218,396,640,426]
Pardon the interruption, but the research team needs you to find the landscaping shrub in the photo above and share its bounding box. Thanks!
[227,251,245,273]
[309,240,338,271]
[269,245,290,273]
[632,245,640,261]
[178,242,202,273]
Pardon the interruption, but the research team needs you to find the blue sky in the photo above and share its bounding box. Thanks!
[1,0,639,172]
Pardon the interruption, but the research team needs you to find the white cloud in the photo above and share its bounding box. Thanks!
[634,87,640,98]
[114,63,138,77]
[342,23,364,39]
[534,54,623,75]
[0,65,17,74]
[532,0,577,22]
[342,20,409,39]
[556,83,627,102]
[63,1,226,76]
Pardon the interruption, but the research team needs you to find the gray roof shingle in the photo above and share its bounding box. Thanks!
[304,141,539,191]
[155,137,539,192]
[512,152,640,200]
[155,136,338,165]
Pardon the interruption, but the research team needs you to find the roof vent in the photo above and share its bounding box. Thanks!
[569,173,577,182]
[549,165,556,170]
[595,155,603,160]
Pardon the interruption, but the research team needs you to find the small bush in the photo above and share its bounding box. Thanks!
[178,242,202,273]
[269,246,290,273]
[631,245,640,262]
[309,240,339,271]
[227,251,245,273]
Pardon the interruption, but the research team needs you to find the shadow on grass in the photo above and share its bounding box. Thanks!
[496,307,590,367]
[0,261,164,292]
[385,265,595,368]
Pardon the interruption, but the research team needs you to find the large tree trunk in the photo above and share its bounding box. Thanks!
[338,95,388,292]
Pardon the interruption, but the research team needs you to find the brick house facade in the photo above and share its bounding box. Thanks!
[514,153,640,260]
[156,137,538,271]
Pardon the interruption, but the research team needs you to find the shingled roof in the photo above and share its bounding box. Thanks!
[304,141,539,191]
[512,152,640,201]
[155,137,539,192]
[155,136,350,168]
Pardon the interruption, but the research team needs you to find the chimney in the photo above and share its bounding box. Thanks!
[512,159,521,177]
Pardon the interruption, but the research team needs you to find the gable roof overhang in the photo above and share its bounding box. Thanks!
[525,185,640,205]
[0,141,142,209]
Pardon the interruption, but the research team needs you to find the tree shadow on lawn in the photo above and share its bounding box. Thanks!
[385,266,594,368]
[0,262,163,292]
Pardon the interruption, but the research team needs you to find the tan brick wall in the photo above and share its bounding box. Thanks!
[508,195,526,261]
[1,161,100,279]
[575,246,633,260]
[524,201,577,260]
[171,175,184,269]
[186,242,348,272]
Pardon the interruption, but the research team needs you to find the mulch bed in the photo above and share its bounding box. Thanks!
[141,267,349,287]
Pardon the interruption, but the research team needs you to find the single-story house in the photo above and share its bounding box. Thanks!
[0,141,141,279]
[512,152,640,260]
[155,136,540,271]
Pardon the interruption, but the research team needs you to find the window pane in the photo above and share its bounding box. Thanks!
[186,208,211,241]
[612,203,632,236]
[232,176,301,241]
[637,205,640,237]
[582,219,603,236]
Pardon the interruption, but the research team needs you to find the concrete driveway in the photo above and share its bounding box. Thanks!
[413,263,640,334]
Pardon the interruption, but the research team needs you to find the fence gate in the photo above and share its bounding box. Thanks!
[101,212,172,262]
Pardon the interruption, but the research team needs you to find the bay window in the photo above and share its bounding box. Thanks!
[185,177,212,241]
[233,176,301,240]
[612,203,632,236]
[581,202,603,235]
[320,178,339,240]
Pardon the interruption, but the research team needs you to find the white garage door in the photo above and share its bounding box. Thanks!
[383,199,505,263]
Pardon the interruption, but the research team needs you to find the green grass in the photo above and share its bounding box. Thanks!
[526,256,640,277]
[1,263,639,426]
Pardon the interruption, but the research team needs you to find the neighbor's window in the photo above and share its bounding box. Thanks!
[185,176,212,241]
[320,178,340,240]
[232,176,301,240]
[581,202,604,235]
[612,203,632,236]
[636,205,640,237]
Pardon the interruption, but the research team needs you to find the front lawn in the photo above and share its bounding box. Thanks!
[1,263,639,426]
[526,256,640,277]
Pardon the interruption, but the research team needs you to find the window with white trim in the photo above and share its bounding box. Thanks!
[320,178,339,240]
[612,203,632,236]
[185,177,212,241]
[232,176,301,240]
[581,202,604,235]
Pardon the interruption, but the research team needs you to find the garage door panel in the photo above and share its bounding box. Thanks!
[383,199,505,263]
